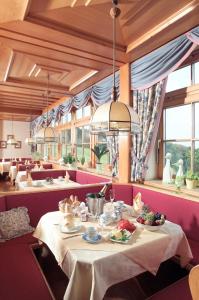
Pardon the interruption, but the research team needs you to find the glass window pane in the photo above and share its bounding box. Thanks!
[83,145,90,162]
[195,62,199,84]
[62,145,67,157]
[195,103,199,138]
[83,126,90,143]
[98,133,107,143]
[66,145,71,154]
[76,127,82,144]
[194,141,199,174]
[76,146,83,160]
[83,105,91,117]
[164,105,191,139]
[65,129,71,144]
[165,141,191,174]
[166,65,191,92]
[76,108,82,119]
[61,131,65,143]
[67,113,71,122]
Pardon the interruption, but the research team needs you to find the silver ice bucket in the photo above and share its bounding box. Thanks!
[86,193,106,217]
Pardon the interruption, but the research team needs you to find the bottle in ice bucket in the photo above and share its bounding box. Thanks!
[98,183,110,198]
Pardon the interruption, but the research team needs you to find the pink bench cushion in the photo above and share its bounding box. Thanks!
[188,239,199,265]
[75,170,110,184]
[147,277,191,300]
[31,169,66,180]
[0,244,53,300]
[0,196,6,212]
[18,164,35,171]
[113,184,134,205]
[42,163,52,169]
[1,233,37,246]
[6,185,109,227]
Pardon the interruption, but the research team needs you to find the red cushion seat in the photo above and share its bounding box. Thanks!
[147,276,192,300]
[0,232,37,246]
[188,238,199,265]
[0,244,53,300]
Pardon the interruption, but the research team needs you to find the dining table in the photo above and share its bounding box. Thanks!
[33,211,193,300]
[17,178,80,191]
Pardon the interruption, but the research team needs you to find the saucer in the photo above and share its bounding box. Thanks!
[82,233,102,244]
[60,225,81,234]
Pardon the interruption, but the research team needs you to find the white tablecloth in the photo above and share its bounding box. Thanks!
[18,179,80,191]
[9,166,17,181]
[15,171,27,183]
[33,211,193,300]
[0,162,11,174]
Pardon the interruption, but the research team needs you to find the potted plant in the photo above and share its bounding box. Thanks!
[91,144,109,172]
[80,156,85,166]
[185,171,198,189]
[63,153,77,169]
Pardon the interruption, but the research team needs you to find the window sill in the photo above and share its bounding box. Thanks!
[134,179,199,203]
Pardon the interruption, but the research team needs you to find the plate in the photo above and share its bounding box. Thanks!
[109,229,132,244]
[136,221,165,231]
[60,225,81,234]
[82,233,102,244]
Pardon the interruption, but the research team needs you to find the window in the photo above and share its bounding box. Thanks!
[96,133,110,165]
[75,126,90,162]
[163,103,199,174]
[76,105,91,120]
[61,129,71,157]
[62,113,71,124]
[166,65,191,92]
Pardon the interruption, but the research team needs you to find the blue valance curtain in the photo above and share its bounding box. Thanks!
[31,72,119,134]
[131,26,199,90]
[131,25,199,182]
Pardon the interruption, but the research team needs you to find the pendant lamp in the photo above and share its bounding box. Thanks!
[90,0,141,136]
[25,110,35,145]
[7,116,18,145]
[35,73,58,144]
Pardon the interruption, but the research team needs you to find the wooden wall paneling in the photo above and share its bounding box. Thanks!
[118,63,132,183]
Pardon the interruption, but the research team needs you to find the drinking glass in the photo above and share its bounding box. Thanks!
[109,189,115,203]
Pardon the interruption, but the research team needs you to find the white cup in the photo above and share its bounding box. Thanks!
[86,226,97,239]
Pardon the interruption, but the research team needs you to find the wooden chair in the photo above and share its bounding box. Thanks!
[189,264,199,300]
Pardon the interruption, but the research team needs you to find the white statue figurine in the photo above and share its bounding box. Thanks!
[162,152,173,184]
[176,159,184,177]
[175,159,184,186]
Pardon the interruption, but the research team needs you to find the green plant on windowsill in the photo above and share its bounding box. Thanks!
[63,153,76,165]
[185,171,198,189]
[80,156,85,166]
[91,144,109,172]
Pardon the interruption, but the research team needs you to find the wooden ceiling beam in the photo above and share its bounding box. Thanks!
[0,106,41,115]
[8,77,70,93]
[29,0,71,14]
[0,92,57,102]
[0,44,14,82]
[0,35,111,72]
[127,0,199,54]
[0,0,31,24]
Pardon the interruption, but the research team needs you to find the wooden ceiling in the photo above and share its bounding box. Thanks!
[0,0,198,121]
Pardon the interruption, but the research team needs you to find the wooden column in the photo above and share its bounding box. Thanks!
[118,63,132,183]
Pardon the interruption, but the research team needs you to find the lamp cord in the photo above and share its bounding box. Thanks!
[111,0,120,102]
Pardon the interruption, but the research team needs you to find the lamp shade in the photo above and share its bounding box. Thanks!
[90,100,141,135]
[7,136,18,145]
[34,127,58,144]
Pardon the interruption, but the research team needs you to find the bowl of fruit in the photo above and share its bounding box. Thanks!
[136,208,166,231]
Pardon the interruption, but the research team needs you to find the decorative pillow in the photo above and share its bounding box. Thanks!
[0,207,34,240]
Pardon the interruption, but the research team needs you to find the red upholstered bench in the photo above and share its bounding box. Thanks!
[30,169,66,180]
[0,244,54,300]
[147,276,192,300]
